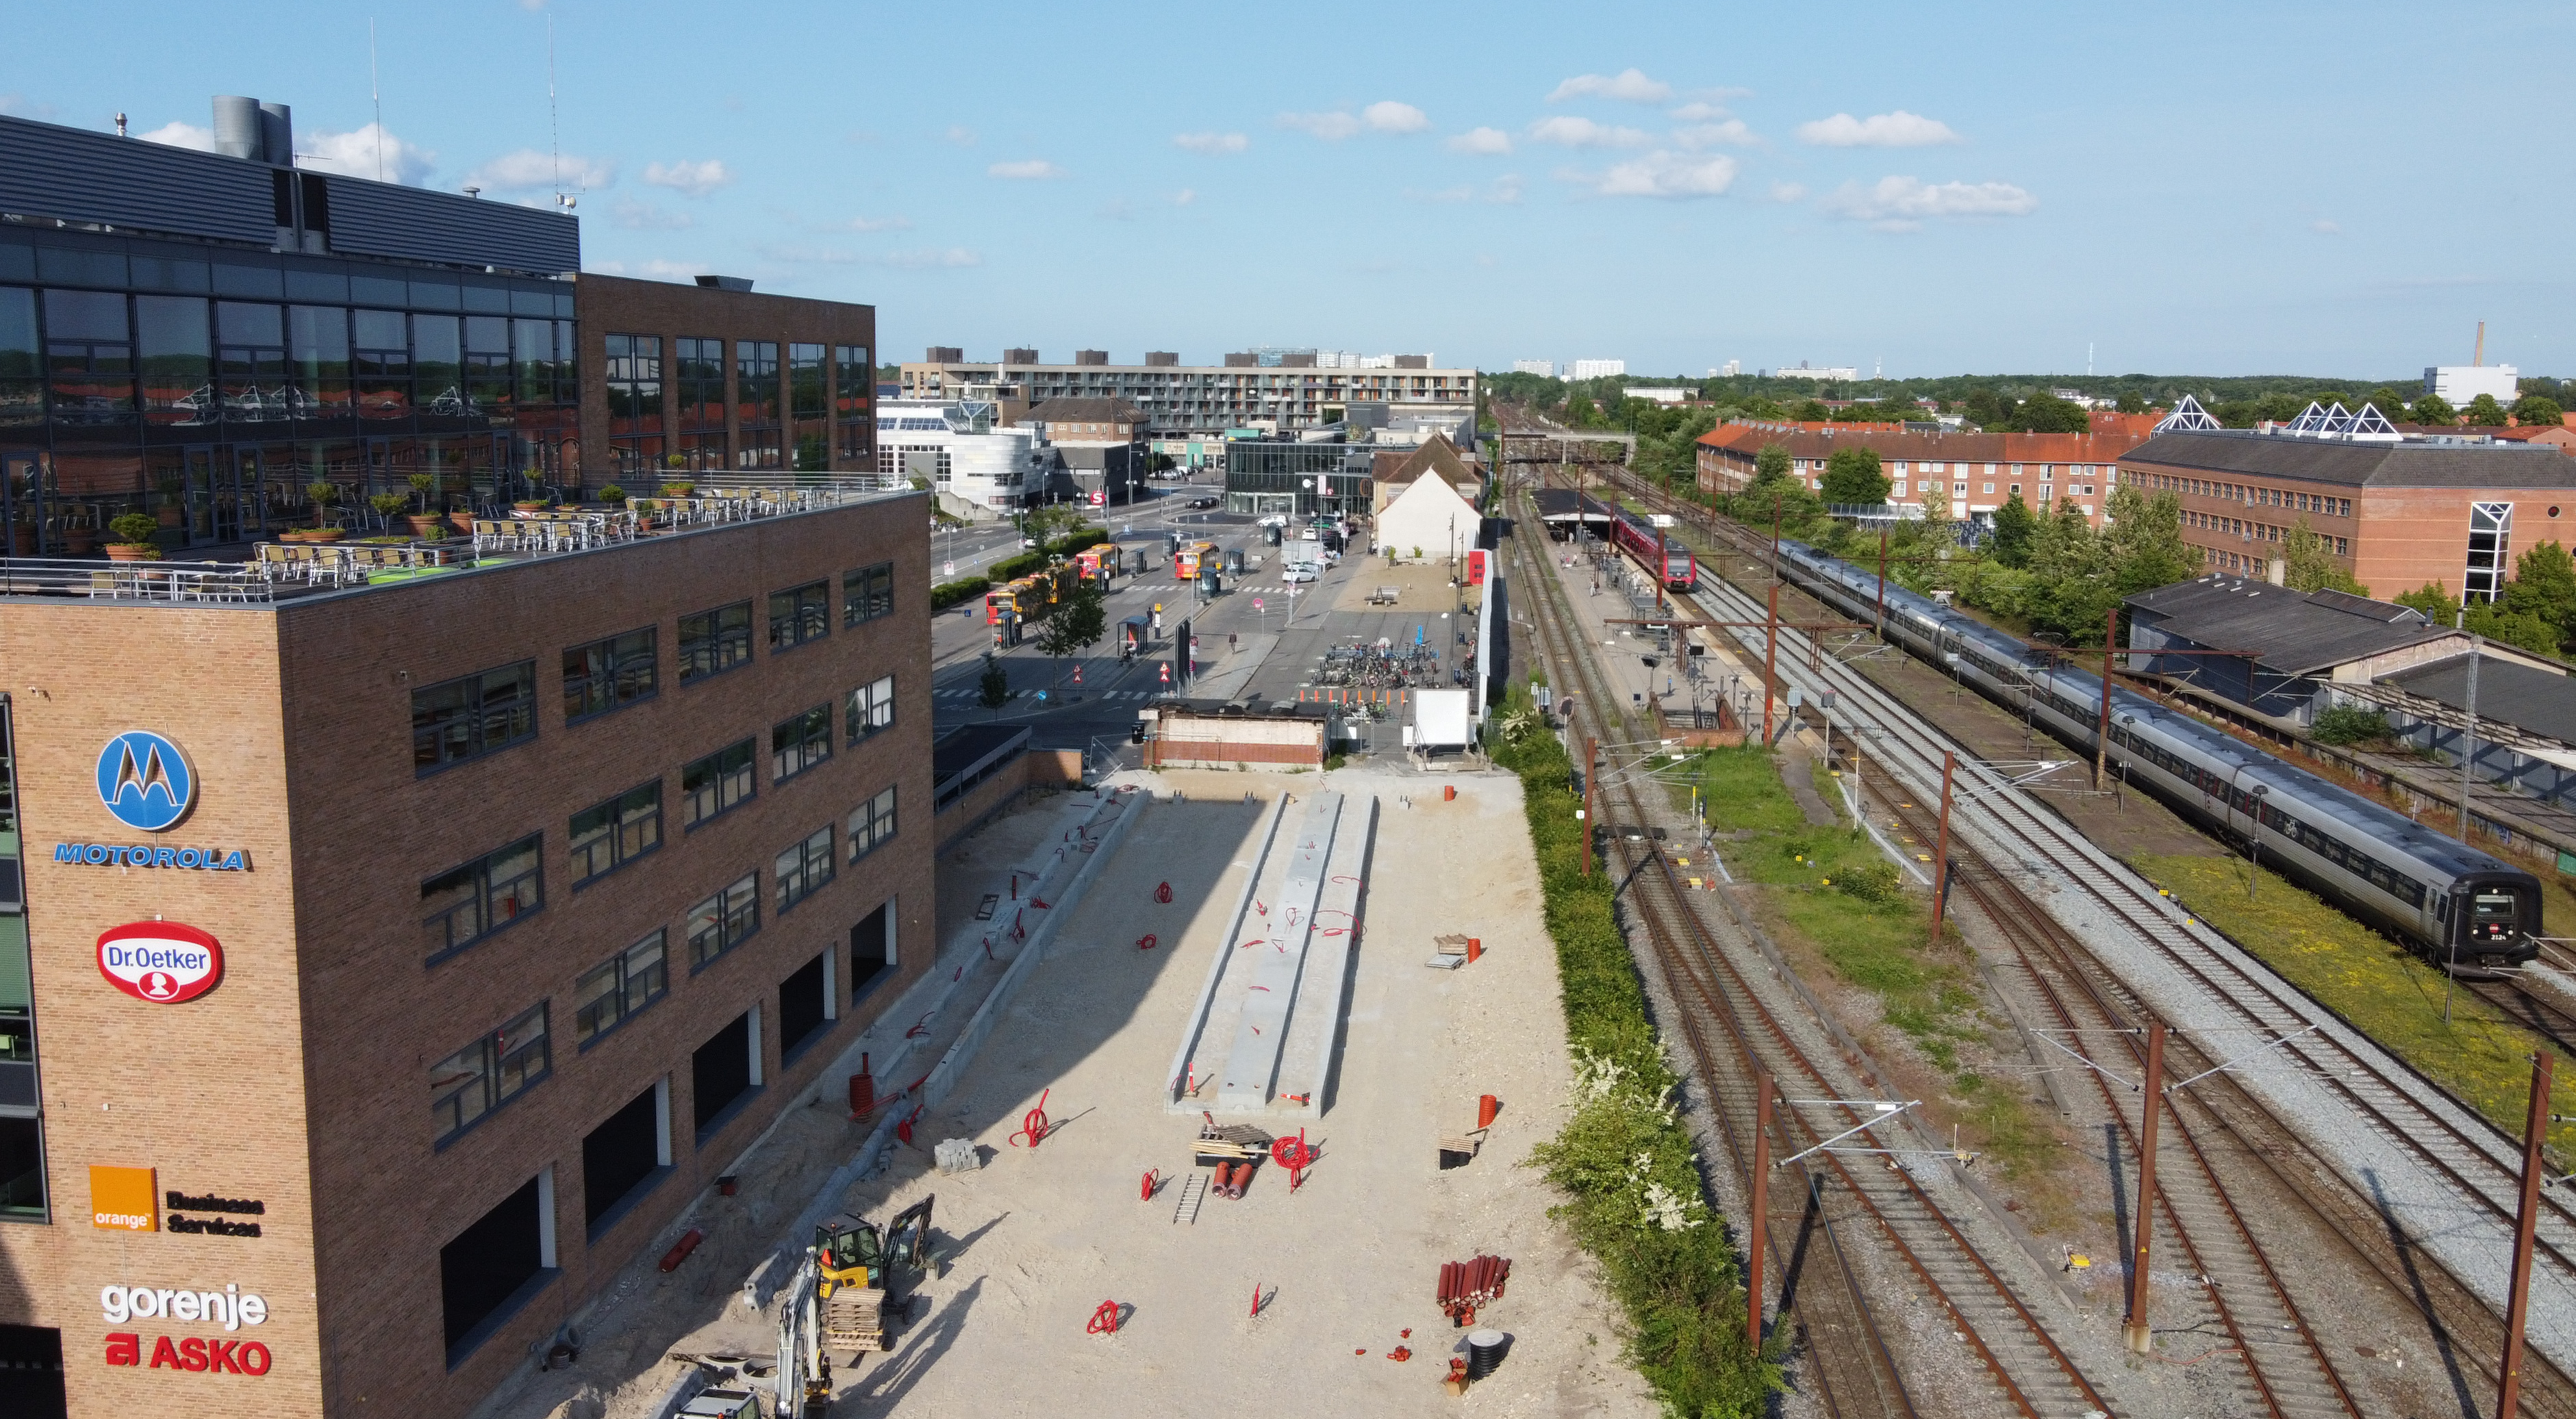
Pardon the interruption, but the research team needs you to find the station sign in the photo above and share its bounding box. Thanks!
[96,921,224,1004]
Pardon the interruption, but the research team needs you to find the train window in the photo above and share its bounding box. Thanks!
[2473,893,2518,923]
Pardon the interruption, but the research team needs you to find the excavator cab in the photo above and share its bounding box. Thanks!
[811,1196,935,1297]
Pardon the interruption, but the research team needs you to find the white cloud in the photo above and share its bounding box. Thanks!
[1172,189,1196,207]
[1529,116,1650,149]
[642,159,733,196]
[846,214,913,232]
[1818,176,2036,230]
[1672,120,1756,149]
[2313,218,2342,235]
[987,159,1064,179]
[1413,185,1474,204]
[467,148,616,192]
[1548,68,1672,104]
[1769,181,1808,203]
[1447,127,1513,155]
[611,199,692,230]
[298,125,436,186]
[1795,110,1962,147]
[0,94,60,119]
[1667,101,1730,122]
[1363,100,1430,133]
[881,248,981,268]
[944,126,976,146]
[1562,151,1739,199]
[1173,131,1248,154]
[1491,173,1524,205]
[1277,110,1363,140]
[139,120,218,153]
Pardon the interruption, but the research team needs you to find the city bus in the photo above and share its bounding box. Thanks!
[1174,541,1219,579]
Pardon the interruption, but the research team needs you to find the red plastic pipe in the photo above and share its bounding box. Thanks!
[658,1229,704,1273]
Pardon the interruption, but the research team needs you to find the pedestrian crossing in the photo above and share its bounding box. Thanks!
[933,687,1169,702]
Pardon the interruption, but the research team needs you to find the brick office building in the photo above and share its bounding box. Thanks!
[0,489,934,1417]
[2113,429,2576,598]
[0,99,876,559]
[1695,420,2152,526]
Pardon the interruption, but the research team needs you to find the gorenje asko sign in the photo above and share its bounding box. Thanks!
[99,1280,276,1377]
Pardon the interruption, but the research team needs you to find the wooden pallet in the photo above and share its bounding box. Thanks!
[1172,1171,1206,1225]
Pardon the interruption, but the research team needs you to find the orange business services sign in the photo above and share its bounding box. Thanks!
[92,1165,158,1231]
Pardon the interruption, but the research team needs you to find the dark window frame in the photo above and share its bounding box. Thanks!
[848,786,898,865]
[422,834,544,962]
[843,561,896,628]
[678,600,754,684]
[681,738,757,829]
[846,674,895,747]
[573,929,670,1047]
[775,823,835,914]
[768,580,831,653]
[412,661,538,774]
[563,627,659,724]
[686,872,761,969]
[569,780,663,886]
[771,704,834,783]
[429,1001,552,1146]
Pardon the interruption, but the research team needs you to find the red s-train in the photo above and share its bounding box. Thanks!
[1608,509,1697,591]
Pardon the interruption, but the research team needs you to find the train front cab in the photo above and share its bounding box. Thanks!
[2438,872,2544,973]
[1663,549,1696,592]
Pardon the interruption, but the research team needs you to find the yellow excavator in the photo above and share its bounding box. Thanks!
[809,1196,934,1357]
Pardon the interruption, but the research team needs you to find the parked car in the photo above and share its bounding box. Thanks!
[1282,566,1319,584]
[1189,496,1218,509]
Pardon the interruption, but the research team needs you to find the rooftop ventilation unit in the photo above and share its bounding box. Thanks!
[694,274,754,292]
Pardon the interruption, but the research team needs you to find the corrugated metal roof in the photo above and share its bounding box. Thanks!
[323,176,576,272]
[2124,575,2459,676]
[2382,655,2576,743]
[0,114,273,244]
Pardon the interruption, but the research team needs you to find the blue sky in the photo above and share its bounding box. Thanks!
[9,1,2569,379]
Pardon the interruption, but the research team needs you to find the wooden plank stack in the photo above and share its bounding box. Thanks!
[822,1286,886,1353]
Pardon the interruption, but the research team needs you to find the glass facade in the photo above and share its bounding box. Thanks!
[604,334,665,482]
[673,337,727,474]
[0,227,577,554]
[0,698,44,1219]
[1220,441,1372,517]
[833,344,872,464]
[735,340,781,470]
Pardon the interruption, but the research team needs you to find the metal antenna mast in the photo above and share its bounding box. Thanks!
[369,18,383,182]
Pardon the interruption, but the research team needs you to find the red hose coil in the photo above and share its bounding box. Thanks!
[1087,1299,1122,1335]
[1136,933,1159,951]
[1154,880,1173,904]
[1009,1088,1052,1148]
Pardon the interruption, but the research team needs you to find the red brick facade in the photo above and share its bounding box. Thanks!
[0,494,934,1418]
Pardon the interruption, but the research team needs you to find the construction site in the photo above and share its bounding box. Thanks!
[473,767,1647,1419]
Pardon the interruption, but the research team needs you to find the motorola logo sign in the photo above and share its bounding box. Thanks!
[97,731,196,832]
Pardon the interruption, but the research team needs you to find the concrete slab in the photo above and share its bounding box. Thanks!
[1217,792,1343,1109]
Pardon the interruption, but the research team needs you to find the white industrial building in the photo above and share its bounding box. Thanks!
[1569,359,1626,380]
[1624,387,1690,405]
[1773,362,1859,381]
[2424,364,2519,408]
[1513,359,1556,377]
[874,398,1056,518]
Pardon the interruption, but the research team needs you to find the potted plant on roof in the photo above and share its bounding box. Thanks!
[370,491,412,535]
[105,512,163,561]
[155,476,186,527]
[302,481,344,541]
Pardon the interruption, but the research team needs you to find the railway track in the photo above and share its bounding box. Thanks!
[1504,490,2109,1419]
[1595,468,2576,1405]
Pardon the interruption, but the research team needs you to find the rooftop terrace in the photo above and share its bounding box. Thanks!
[0,475,917,607]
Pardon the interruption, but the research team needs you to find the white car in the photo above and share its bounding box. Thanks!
[1282,566,1319,584]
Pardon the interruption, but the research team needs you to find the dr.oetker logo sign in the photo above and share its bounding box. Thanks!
[96,922,223,1004]
[97,731,195,832]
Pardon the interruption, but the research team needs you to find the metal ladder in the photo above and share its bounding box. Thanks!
[1172,1171,1207,1226]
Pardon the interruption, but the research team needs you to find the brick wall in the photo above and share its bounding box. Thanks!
[2353,487,2576,599]
[0,491,936,1419]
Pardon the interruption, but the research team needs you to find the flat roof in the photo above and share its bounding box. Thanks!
[2122,429,2576,489]
[2382,654,2576,743]
[2123,574,2461,676]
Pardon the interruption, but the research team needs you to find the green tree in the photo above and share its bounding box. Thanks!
[2102,485,2195,595]
[1035,583,1109,676]
[1988,492,2037,568]
[2467,601,2566,659]
[1962,387,2007,427]
[977,652,1013,712]
[2280,521,2366,594]
[2014,392,2092,433]
[1563,392,1600,428]
[2502,540,2576,651]
[2464,393,2510,427]
[2393,580,2458,622]
[1819,447,1891,505]
[2114,390,2147,414]
[1749,442,1793,491]
[2510,394,2565,429]
[1789,398,1832,422]
[2408,393,2457,426]
[2028,498,2114,640]
[2363,387,2413,417]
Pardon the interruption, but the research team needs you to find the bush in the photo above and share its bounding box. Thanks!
[931,576,990,611]
[1832,859,1905,907]
[598,484,627,504]
[108,512,161,546]
[987,552,1046,582]
[2311,704,2391,746]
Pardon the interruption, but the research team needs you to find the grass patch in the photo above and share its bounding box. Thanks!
[1489,686,1776,1416]
[1699,749,2058,1179]
[2136,852,2575,1160]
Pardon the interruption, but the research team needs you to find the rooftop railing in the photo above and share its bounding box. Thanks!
[0,558,278,604]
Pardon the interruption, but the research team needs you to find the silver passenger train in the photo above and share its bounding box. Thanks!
[1765,539,2542,973]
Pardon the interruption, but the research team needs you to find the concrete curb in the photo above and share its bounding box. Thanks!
[1161,793,1290,1108]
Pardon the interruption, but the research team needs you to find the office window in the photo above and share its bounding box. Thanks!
[573,930,669,1045]
[844,562,895,627]
[563,628,657,721]
[414,661,538,771]
[45,288,136,423]
[790,342,828,472]
[422,835,543,958]
[570,781,662,884]
[772,704,833,782]
[768,580,830,652]
[605,333,665,476]
[679,600,753,682]
[835,343,872,462]
[848,786,898,864]
[847,675,895,745]
[674,335,727,469]
[681,739,756,827]
[429,1003,551,1142]
[687,873,761,967]
[775,825,835,912]
[735,340,781,469]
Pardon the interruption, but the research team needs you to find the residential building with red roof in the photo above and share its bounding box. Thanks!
[1695,420,2155,526]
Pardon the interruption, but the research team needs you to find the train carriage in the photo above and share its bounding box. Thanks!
[1760,538,2542,973]
[1607,508,1697,591]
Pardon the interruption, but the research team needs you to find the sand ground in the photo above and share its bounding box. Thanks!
[816,766,1654,1416]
